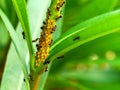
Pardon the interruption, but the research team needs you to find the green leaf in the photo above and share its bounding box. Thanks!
[0,9,30,90]
[0,0,18,27]
[64,33,120,63]
[50,33,120,72]
[12,0,34,71]
[0,19,10,65]
[49,10,120,63]
[1,0,51,89]
[63,0,118,31]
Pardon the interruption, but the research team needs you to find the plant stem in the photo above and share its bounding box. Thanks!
[30,73,41,90]
[30,0,65,89]
[30,68,45,90]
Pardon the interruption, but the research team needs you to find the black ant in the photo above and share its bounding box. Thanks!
[73,36,80,41]
[57,55,64,59]
[22,32,25,39]
[45,66,48,72]
[40,26,44,29]
[32,38,39,42]
[23,78,25,82]
[56,15,62,21]
[43,60,50,65]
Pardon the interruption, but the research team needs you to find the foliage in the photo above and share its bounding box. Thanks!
[0,0,120,90]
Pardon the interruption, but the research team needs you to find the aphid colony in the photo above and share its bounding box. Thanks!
[35,0,65,67]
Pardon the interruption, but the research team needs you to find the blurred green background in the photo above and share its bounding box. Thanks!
[0,0,120,90]
[0,0,18,82]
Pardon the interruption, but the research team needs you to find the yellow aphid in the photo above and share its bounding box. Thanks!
[38,59,40,62]
[37,55,40,58]
[57,0,65,7]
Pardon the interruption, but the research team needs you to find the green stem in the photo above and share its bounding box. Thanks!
[30,72,41,90]
[12,0,35,72]
[30,0,65,90]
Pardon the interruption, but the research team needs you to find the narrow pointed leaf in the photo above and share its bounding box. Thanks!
[0,9,30,90]
[49,10,120,62]
[1,0,51,89]
[12,0,34,70]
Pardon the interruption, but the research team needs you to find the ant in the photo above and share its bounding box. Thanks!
[73,36,80,41]
[57,55,64,59]
[22,32,25,39]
